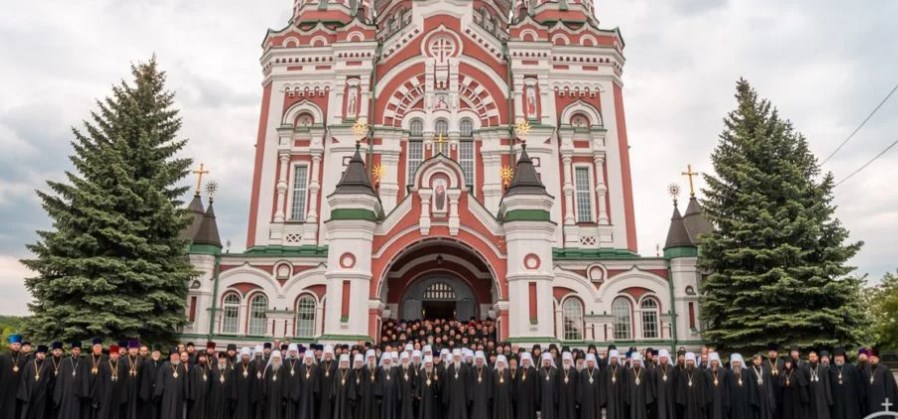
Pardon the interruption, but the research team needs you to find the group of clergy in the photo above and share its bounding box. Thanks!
[2,333,898,419]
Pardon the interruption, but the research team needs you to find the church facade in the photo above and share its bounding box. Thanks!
[180,0,711,348]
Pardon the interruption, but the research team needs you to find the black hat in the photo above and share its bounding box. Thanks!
[36,345,49,353]
[92,338,103,346]
[789,345,800,353]
[227,344,237,351]
[171,347,181,355]
[118,340,128,348]
[834,348,847,357]
[280,344,289,351]
[767,343,779,351]
[218,351,228,358]
[820,350,830,358]
[22,341,32,346]
[187,342,195,348]
[152,344,164,352]
[51,341,63,350]
[263,342,272,349]
[70,340,82,349]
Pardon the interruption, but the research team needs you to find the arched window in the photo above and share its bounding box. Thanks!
[221,293,241,334]
[570,113,590,128]
[296,295,317,337]
[641,298,659,339]
[408,118,424,182]
[424,282,456,301]
[434,119,449,136]
[562,298,584,341]
[247,294,268,336]
[612,298,632,340]
[458,118,475,191]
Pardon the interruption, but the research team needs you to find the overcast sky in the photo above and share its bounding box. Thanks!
[1,0,896,316]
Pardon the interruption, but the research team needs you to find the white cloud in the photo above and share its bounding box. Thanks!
[0,255,32,316]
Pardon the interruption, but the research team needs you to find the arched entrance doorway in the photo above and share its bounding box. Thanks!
[400,275,478,321]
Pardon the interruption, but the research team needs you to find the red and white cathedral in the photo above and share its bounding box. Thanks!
[181,0,712,348]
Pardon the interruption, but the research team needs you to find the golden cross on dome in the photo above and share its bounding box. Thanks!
[192,163,209,196]
[681,164,699,197]
[434,133,447,155]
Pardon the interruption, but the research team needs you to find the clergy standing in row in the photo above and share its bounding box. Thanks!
[154,348,188,419]
[514,352,538,419]
[491,355,514,419]
[556,352,578,419]
[577,354,602,419]
[726,354,757,419]
[0,335,26,419]
[17,344,51,419]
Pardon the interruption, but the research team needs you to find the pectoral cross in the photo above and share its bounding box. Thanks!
[192,163,210,196]
[434,133,447,155]
[681,164,699,197]
[883,398,893,412]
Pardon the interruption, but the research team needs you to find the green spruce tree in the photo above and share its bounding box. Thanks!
[22,58,194,345]
[699,79,866,351]
[868,270,898,349]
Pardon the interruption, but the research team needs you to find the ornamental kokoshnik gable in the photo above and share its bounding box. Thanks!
[179,0,712,347]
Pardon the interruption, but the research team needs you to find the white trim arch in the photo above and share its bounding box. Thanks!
[281,265,328,297]
[596,268,670,303]
[219,265,283,299]
[560,100,604,127]
[282,100,326,126]
[552,268,600,303]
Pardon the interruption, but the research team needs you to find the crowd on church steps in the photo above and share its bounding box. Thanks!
[2,332,897,419]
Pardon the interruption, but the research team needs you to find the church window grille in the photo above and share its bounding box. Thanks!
[289,166,308,221]
[222,294,241,334]
[408,118,424,182]
[459,118,475,191]
[562,298,584,341]
[434,119,449,136]
[612,298,632,340]
[248,294,268,336]
[641,298,659,339]
[423,282,456,301]
[575,167,594,222]
[296,295,317,337]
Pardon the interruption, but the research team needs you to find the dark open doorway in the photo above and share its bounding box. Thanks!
[422,301,455,320]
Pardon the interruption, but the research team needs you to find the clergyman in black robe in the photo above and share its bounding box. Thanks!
[577,354,601,419]
[778,359,808,419]
[209,355,234,419]
[84,342,107,419]
[231,348,259,419]
[187,352,212,419]
[332,355,354,419]
[537,353,558,419]
[442,351,471,419]
[54,342,89,419]
[293,351,318,419]
[262,351,287,419]
[138,347,164,419]
[829,349,864,419]
[556,352,578,419]
[96,348,127,419]
[358,351,380,419]
[154,351,189,419]
[726,354,757,419]
[319,347,338,419]
[601,351,627,419]
[0,335,26,419]
[121,341,143,419]
[46,342,65,419]
[513,354,538,419]
[803,351,832,419]
[653,350,677,419]
[491,355,513,419]
[397,353,418,419]
[675,353,709,419]
[861,352,898,416]
[283,346,302,419]
[377,354,400,419]
[705,354,728,419]
[626,353,655,419]
[16,345,52,419]
[469,351,492,419]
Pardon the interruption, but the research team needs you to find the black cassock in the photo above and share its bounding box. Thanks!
[705,368,728,419]
[187,363,212,419]
[54,356,89,419]
[96,358,127,419]
[397,366,417,419]
[0,350,26,419]
[763,359,784,419]
[332,368,354,419]
[513,366,538,419]
[862,364,898,416]
[84,355,107,419]
[726,369,757,419]
[231,361,260,419]
[469,365,492,419]
[318,360,337,419]
[416,369,441,419]
[556,367,577,419]
[293,363,318,419]
[154,362,189,419]
[626,366,654,419]
[577,367,601,419]
[653,365,677,419]
[46,356,64,419]
[675,367,709,419]
[750,365,776,419]
[253,359,268,419]
[804,363,832,419]
[17,358,52,419]
[139,358,163,419]
[282,359,301,419]
[262,365,287,419]
[778,369,808,419]
[600,364,627,419]
[492,369,513,419]
[208,365,234,419]
[537,367,558,419]
[357,366,379,419]
[829,364,863,419]
[376,366,400,419]
[442,363,471,419]
[121,355,142,419]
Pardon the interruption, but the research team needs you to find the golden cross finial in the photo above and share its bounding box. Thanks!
[352,120,369,143]
[434,133,447,155]
[681,164,699,197]
[501,165,514,186]
[192,163,209,196]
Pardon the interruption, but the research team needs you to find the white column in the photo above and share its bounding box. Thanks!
[274,153,290,222]
[562,153,575,225]
[594,153,609,224]
[380,152,400,212]
[359,78,371,121]
[418,189,432,235]
[307,154,321,223]
[448,189,461,236]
